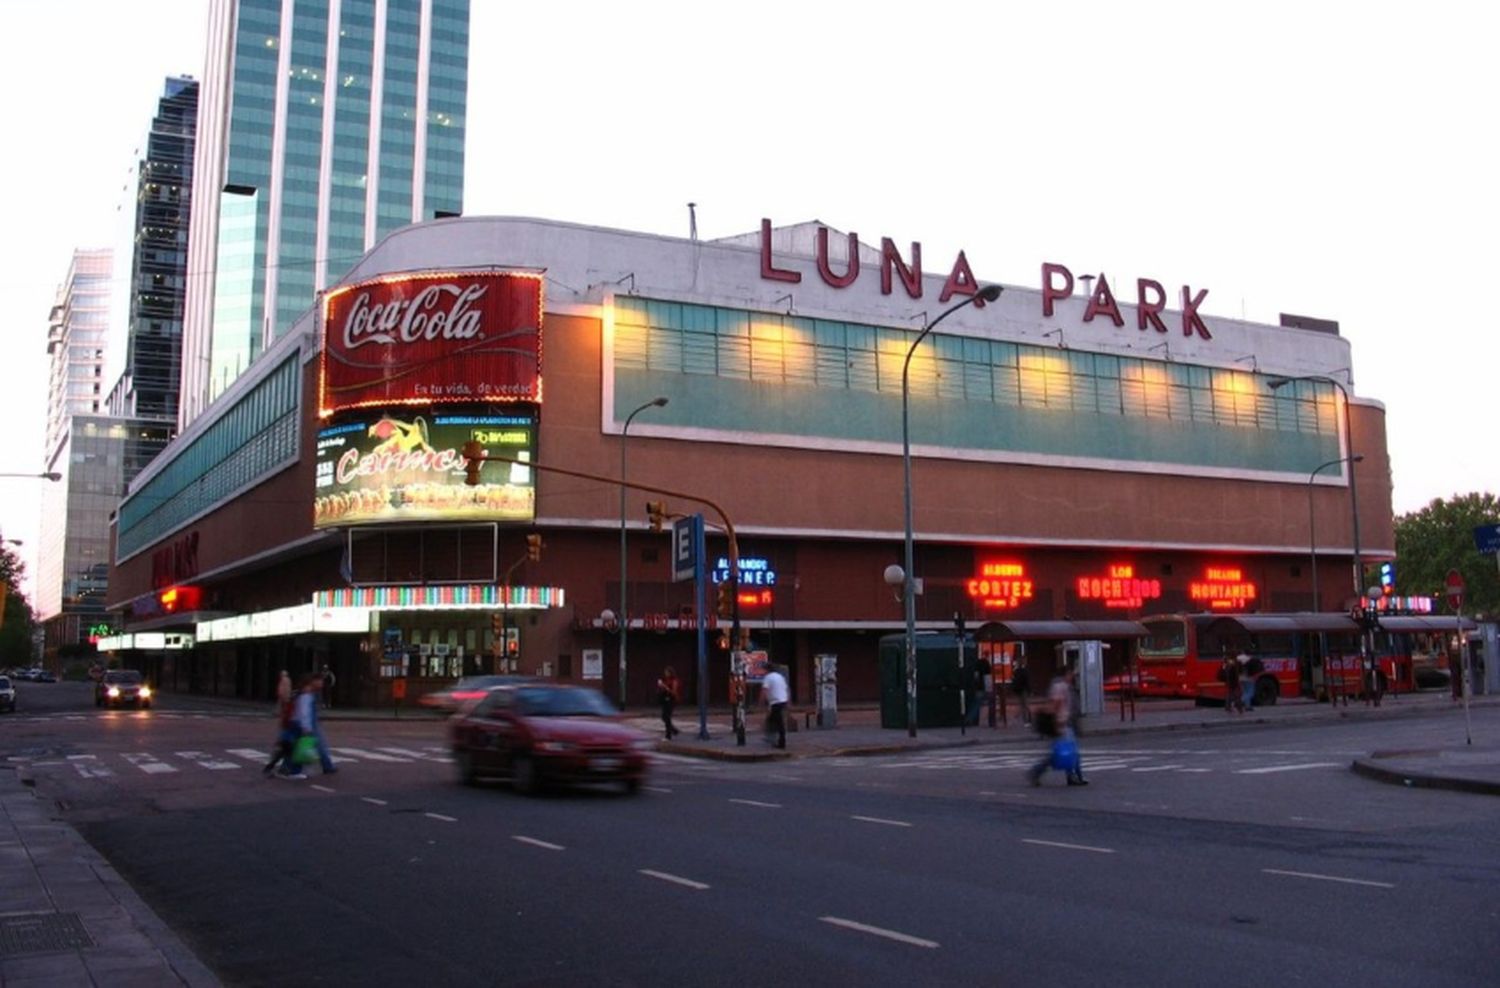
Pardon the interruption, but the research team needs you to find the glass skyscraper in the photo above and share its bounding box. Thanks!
[180,0,469,426]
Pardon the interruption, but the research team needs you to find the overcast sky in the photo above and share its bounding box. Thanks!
[1,0,1495,599]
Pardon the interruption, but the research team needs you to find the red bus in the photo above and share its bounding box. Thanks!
[1118,612,1431,705]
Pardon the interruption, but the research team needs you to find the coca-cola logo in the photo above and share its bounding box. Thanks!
[341,283,488,350]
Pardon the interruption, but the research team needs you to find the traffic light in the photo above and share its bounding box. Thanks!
[1379,561,1396,597]
[646,500,667,532]
[526,534,543,562]
[461,440,484,486]
[715,580,734,618]
[491,612,504,637]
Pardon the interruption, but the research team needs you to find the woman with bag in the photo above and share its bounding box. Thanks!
[1026,668,1087,787]
[263,687,299,778]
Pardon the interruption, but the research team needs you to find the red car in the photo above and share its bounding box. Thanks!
[450,684,653,794]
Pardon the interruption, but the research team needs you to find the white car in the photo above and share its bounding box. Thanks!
[0,676,16,713]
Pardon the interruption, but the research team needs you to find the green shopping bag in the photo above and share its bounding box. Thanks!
[292,735,319,765]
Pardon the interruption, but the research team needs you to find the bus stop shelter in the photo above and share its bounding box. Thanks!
[974,619,1148,719]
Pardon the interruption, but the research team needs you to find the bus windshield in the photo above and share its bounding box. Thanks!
[1139,619,1187,658]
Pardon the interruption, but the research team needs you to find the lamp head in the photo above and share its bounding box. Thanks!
[650,396,669,408]
[1267,378,1291,391]
[883,564,906,587]
[977,284,1003,303]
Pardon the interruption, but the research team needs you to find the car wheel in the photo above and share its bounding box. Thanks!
[455,750,477,786]
[511,753,538,795]
[622,776,641,795]
[95,697,103,708]
[1254,676,1279,707]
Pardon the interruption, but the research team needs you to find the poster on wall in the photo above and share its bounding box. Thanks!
[582,649,603,680]
[319,269,544,416]
[314,407,537,528]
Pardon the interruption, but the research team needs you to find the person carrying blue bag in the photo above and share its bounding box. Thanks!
[1027,666,1087,787]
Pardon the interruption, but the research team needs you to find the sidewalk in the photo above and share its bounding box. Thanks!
[640,692,1500,796]
[0,768,220,986]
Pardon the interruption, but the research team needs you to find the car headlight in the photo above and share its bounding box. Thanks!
[534,740,577,753]
[138,686,152,698]
[107,687,120,697]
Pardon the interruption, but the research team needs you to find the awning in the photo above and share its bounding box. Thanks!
[1376,615,1477,632]
[974,620,1149,642]
[1207,613,1361,635]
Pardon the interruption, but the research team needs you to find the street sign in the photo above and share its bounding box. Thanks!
[1445,568,1465,611]
[1474,523,1500,556]
[671,514,701,583]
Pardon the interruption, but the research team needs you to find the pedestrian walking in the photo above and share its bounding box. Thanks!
[762,663,789,750]
[1027,667,1087,787]
[656,666,682,739]
[1239,652,1261,711]
[1011,660,1032,724]
[294,673,338,775]
[1220,655,1243,713]
[275,669,292,706]
[264,689,299,777]
[320,664,337,709]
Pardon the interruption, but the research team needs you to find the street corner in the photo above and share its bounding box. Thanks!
[1350,747,1500,797]
[656,739,794,762]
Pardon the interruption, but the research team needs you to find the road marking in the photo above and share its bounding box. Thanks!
[361,797,388,806]
[331,747,409,763]
[851,815,912,828]
[1132,764,1186,773]
[377,746,436,760]
[425,812,458,823]
[228,748,270,762]
[643,785,673,794]
[68,755,114,779]
[122,753,177,775]
[729,798,781,809]
[639,869,710,890]
[1179,768,1213,773]
[819,916,939,949]
[1263,868,1395,889]
[513,835,565,851]
[311,784,336,793]
[1022,838,1116,855]
[1237,762,1342,775]
[176,751,242,770]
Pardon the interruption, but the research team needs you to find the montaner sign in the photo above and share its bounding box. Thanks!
[319,270,544,416]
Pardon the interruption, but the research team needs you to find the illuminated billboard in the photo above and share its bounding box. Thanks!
[319,270,544,416]
[314,408,537,528]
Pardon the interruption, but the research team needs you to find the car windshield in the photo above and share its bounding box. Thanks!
[513,687,617,718]
[453,676,509,691]
[105,671,143,684]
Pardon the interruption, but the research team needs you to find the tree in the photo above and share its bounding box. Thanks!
[0,543,37,666]
[1393,492,1500,618]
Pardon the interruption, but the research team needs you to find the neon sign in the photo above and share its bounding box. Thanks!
[1076,564,1162,610]
[737,590,775,609]
[712,557,777,587]
[1190,566,1257,610]
[967,560,1034,610]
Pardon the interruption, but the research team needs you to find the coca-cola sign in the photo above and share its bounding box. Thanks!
[320,270,543,415]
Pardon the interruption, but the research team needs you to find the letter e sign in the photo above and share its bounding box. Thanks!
[672,515,698,583]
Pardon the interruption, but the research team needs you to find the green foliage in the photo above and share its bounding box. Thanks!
[0,543,37,666]
[1393,492,1500,618]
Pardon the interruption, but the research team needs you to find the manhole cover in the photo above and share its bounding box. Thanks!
[0,911,94,956]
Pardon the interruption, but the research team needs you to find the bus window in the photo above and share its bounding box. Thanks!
[1140,619,1187,656]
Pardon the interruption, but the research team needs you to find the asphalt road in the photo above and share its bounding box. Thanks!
[7,682,1499,987]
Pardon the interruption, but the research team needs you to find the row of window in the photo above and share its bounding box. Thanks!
[613,298,1338,436]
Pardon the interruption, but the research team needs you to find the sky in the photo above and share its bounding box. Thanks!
[1,0,1496,600]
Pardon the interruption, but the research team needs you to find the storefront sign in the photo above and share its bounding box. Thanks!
[1075,564,1162,610]
[151,531,199,590]
[711,556,778,586]
[319,270,544,416]
[967,560,1035,610]
[1189,566,1258,610]
[758,218,989,305]
[313,408,536,527]
[1041,262,1211,340]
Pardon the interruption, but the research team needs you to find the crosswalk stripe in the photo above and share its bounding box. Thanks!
[176,750,242,770]
[228,749,270,762]
[68,755,114,779]
[376,746,437,760]
[331,747,410,763]
[122,753,177,775]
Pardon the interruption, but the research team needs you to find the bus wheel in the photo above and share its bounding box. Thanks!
[1254,677,1279,707]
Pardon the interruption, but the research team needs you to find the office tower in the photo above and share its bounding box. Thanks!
[45,249,113,457]
[108,76,199,424]
[179,0,470,426]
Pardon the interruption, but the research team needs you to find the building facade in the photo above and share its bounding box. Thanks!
[108,76,199,424]
[178,0,470,428]
[45,249,113,458]
[103,216,1394,710]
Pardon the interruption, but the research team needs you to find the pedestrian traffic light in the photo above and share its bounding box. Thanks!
[646,500,667,532]
[461,440,484,486]
[526,534,543,562]
[1379,561,1396,596]
[715,580,734,618]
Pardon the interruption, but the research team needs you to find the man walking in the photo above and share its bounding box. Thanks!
[295,673,338,775]
[320,664,337,709]
[762,663,789,750]
[1027,667,1087,787]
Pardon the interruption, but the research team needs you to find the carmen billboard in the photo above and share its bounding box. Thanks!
[314,408,537,528]
[319,270,543,416]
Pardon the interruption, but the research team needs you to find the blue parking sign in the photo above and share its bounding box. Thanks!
[1475,524,1500,556]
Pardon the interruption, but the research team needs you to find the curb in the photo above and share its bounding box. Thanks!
[1350,755,1500,797]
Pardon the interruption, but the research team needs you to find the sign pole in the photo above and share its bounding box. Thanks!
[694,515,709,740]
[1446,568,1470,746]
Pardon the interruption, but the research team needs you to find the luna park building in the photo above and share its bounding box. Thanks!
[100,215,1393,710]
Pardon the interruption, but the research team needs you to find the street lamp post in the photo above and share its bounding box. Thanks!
[1306,455,1363,611]
[619,396,669,707]
[902,285,1002,737]
[0,472,61,481]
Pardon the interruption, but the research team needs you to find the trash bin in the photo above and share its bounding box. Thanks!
[879,632,974,729]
